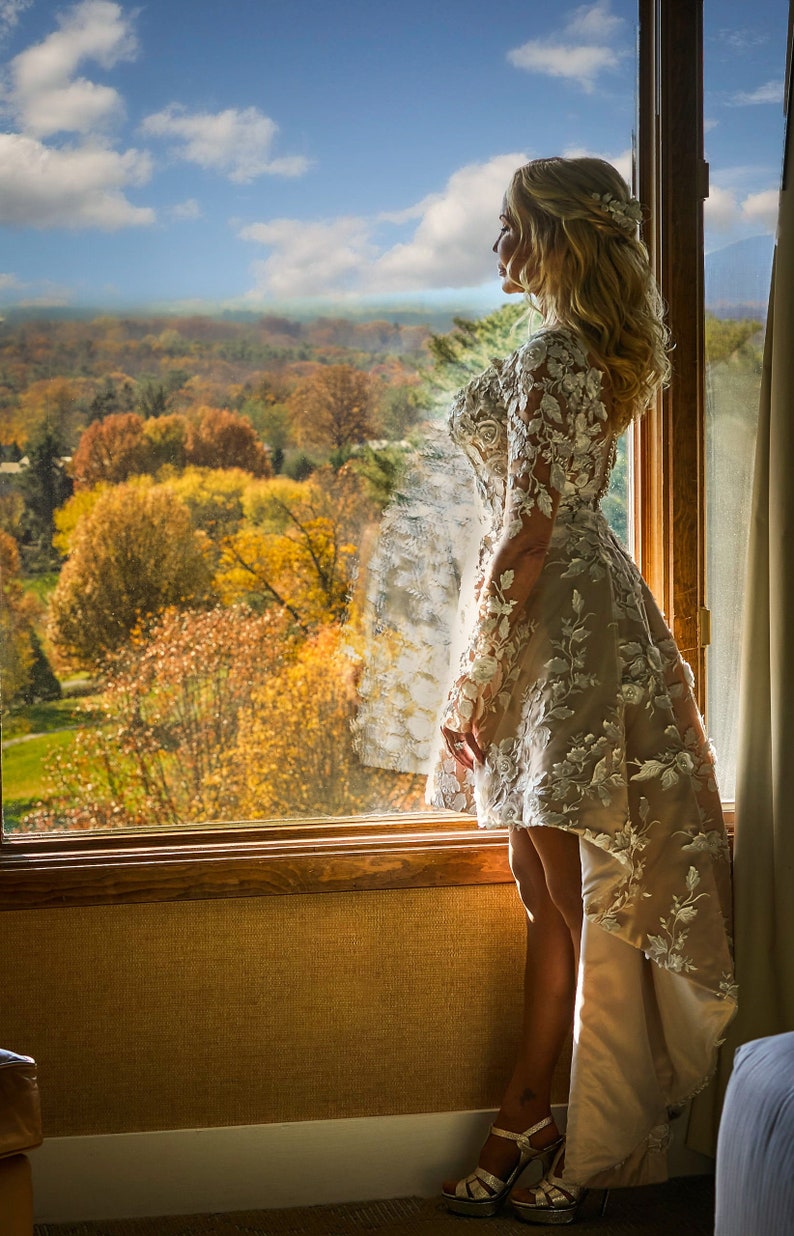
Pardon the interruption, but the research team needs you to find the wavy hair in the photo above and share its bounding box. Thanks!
[504,157,671,432]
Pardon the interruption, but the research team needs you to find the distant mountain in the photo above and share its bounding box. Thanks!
[705,234,774,319]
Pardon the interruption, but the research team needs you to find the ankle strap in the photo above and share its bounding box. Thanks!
[490,1115,553,1143]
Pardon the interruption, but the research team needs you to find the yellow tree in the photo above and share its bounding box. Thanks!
[215,468,374,628]
[48,481,213,669]
[0,531,36,700]
[233,625,425,819]
[13,377,89,447]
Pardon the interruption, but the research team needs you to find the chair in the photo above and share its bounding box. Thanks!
[0,1051,42,1236]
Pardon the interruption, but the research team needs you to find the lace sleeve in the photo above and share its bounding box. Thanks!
[441,337,577,734]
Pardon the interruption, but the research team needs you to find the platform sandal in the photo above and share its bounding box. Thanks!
[510,1143,609,1225]
[442,1116,564,1218]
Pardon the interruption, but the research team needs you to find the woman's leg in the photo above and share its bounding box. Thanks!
[510,824,584,1192]
[443,825,580,1192]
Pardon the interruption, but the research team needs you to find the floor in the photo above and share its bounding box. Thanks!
[34,1175,715,1235]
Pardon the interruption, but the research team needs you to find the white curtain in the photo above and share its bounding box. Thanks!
[690,4,794,1151]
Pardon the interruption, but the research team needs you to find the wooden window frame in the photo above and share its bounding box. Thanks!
[0,0,718,909]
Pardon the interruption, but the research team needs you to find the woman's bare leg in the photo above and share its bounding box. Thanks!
[443,825,581,1193]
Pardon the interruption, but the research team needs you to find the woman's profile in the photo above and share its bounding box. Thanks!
[429,156,737,1224]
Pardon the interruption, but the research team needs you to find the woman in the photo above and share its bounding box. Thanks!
[429,157,737,1224]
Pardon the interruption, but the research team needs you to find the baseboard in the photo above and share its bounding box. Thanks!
[31,1104,714,1223]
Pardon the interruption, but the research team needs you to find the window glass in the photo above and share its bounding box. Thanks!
[703,0,789,800]
[1,0,637,833]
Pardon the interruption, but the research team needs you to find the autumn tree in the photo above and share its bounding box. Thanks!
[287,365,379,450]
[233,625,425,819]
[186,406,272,476]
[70,413,150,489]
[48,482,213,669]
[32,606,294,828]
[1,531,36,701]
[12,377,87,448]
[215,467,374,627]
[142,413,189,471]
[164,467,249,542]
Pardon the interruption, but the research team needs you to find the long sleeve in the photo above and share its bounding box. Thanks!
[441,339,579,734]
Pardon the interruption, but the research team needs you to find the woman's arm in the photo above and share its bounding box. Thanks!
[441,347,575,766]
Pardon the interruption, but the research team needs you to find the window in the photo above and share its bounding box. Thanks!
[0,0,744,905]
[702,0,789,802]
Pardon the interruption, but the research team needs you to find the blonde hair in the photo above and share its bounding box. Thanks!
[504,156,670,432]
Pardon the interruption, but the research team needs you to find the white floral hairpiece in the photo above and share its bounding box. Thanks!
[591,192,643,233]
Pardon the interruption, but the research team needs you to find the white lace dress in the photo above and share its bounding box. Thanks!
[427,326,737,1188]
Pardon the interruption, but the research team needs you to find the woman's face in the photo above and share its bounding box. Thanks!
[493,199,526,294]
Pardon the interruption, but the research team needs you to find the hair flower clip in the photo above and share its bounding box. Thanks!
[591,192,643,232]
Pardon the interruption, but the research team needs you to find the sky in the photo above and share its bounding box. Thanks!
[0,0,788,313]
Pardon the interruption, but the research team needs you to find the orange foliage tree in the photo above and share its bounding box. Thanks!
[30,606,295,829]
[48,481,213,669]
[71,408,271,488]
[287,365,380,449]
[185,406,272,475]
[70,412,150,488]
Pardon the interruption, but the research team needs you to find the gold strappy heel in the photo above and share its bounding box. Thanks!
[442,1115,564,1218]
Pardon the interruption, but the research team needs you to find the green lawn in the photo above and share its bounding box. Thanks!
[22,572,59,604]
[2,693,105,830]
[2,694,103,741]
[1,729,76,829]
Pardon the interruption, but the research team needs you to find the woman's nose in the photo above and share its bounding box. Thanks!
[492,239,498,253]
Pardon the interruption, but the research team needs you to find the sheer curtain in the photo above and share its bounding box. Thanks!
[690,2,794,1152]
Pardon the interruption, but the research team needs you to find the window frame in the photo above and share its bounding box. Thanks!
[1,0,720,908]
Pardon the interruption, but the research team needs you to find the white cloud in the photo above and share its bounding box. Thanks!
[717,28,769,52]
[704,184,742,232]
[0,272,22,292]
[241,216,376,299]
[0,0,32,44]
[169,198,202,221]
[730,80,784,106]
[567,0,624,39]
[369,154,527,292]
[141,105,309,184]
[0,133,154,229]
[742,188,779,231]
[0,2,157,230]
[8,0,137,137]
[507,0,626,93]
[704,183,779,234]
[240,153,527,300]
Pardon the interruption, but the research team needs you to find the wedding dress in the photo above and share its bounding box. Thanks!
[427,325,737,1187]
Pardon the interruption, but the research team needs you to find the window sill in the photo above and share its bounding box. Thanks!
[0,814,513,910]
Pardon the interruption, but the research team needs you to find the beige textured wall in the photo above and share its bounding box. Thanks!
[1,885,570,1138]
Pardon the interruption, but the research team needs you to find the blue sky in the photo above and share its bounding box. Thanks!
[0,0,788,312]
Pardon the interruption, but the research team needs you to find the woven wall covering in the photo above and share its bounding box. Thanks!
[3,884,571,1136]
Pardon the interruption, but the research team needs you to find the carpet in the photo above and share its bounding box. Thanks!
[34,1176,714,1235]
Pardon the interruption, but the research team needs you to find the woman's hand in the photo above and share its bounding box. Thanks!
[441,724,486,770]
